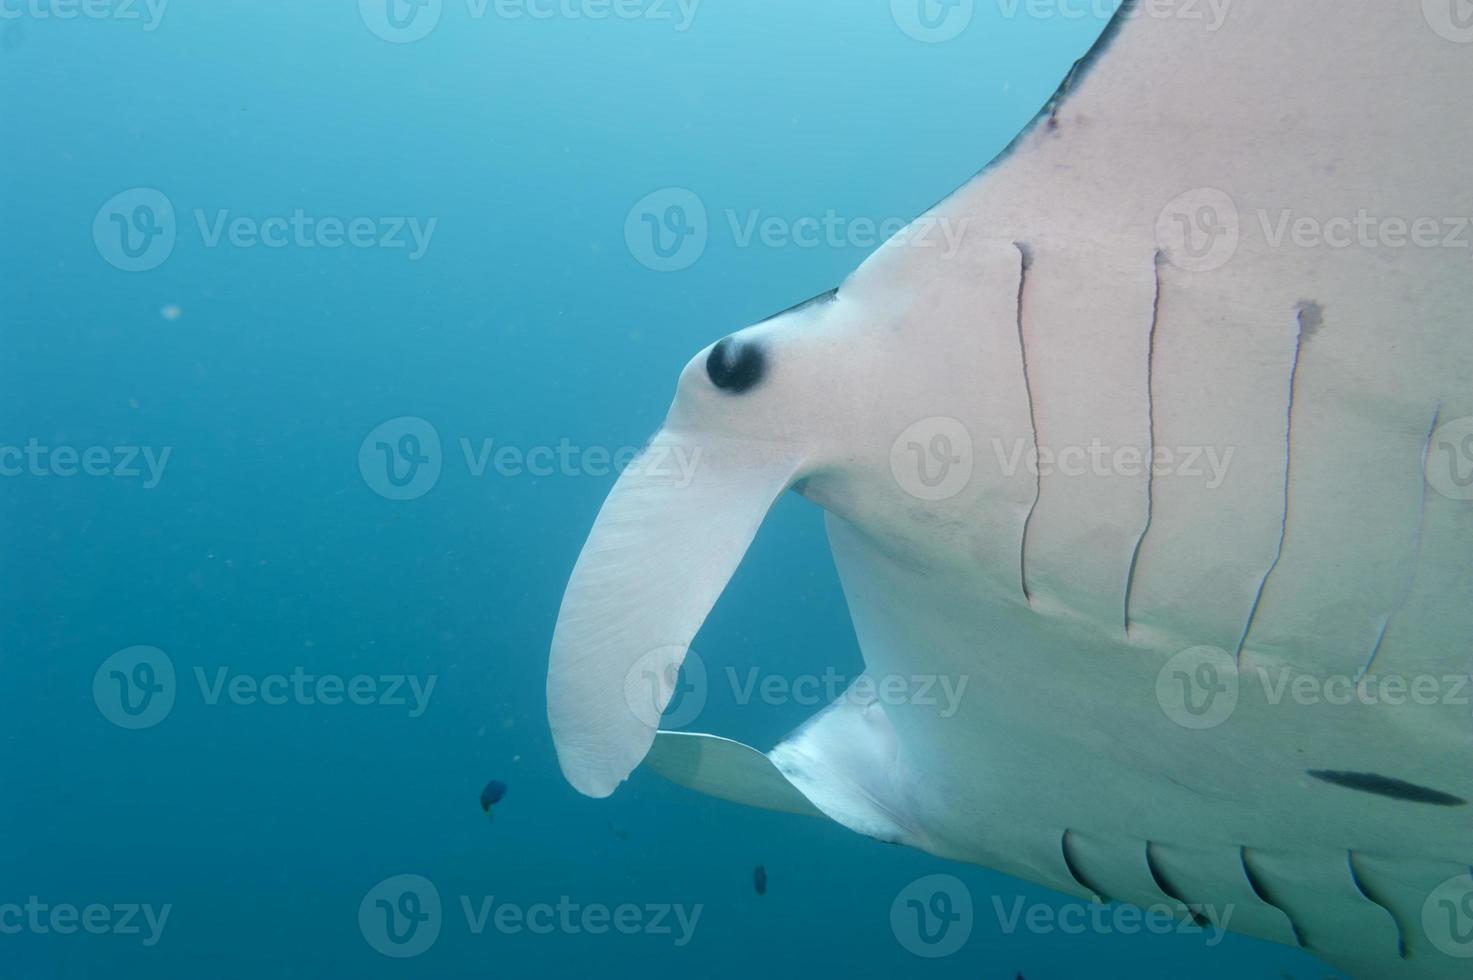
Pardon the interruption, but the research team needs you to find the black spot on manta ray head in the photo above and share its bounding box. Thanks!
[706,337,766,394]
[1307,770,1467,807]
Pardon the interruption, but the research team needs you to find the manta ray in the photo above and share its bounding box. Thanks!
[547,3,1473,976]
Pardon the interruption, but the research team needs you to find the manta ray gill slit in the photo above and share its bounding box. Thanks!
[706,336,766,394]
[1234,302,1312,665]
[1013,242,1040,604]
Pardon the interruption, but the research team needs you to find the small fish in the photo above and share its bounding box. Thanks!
[752,865,767,896]
[480,779,507,820]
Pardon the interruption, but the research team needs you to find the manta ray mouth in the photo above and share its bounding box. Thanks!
[546,426,804,797]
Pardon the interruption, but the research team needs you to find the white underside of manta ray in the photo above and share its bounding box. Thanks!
[547,3,1473,977]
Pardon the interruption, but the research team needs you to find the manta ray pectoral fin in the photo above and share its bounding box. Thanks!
[767,679,921,848]
[644,684,923,852]
[644,732,826,819]
[547,427,802,798]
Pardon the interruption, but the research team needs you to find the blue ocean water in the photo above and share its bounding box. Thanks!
[1,2,1338,977]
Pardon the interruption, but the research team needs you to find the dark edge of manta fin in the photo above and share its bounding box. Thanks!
[917,0,1141,217]
[1307,770,1468,807]
[1041,0,1138,129]
[760,287,839,325]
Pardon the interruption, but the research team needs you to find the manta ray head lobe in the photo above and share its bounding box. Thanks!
[706,337,767,394]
